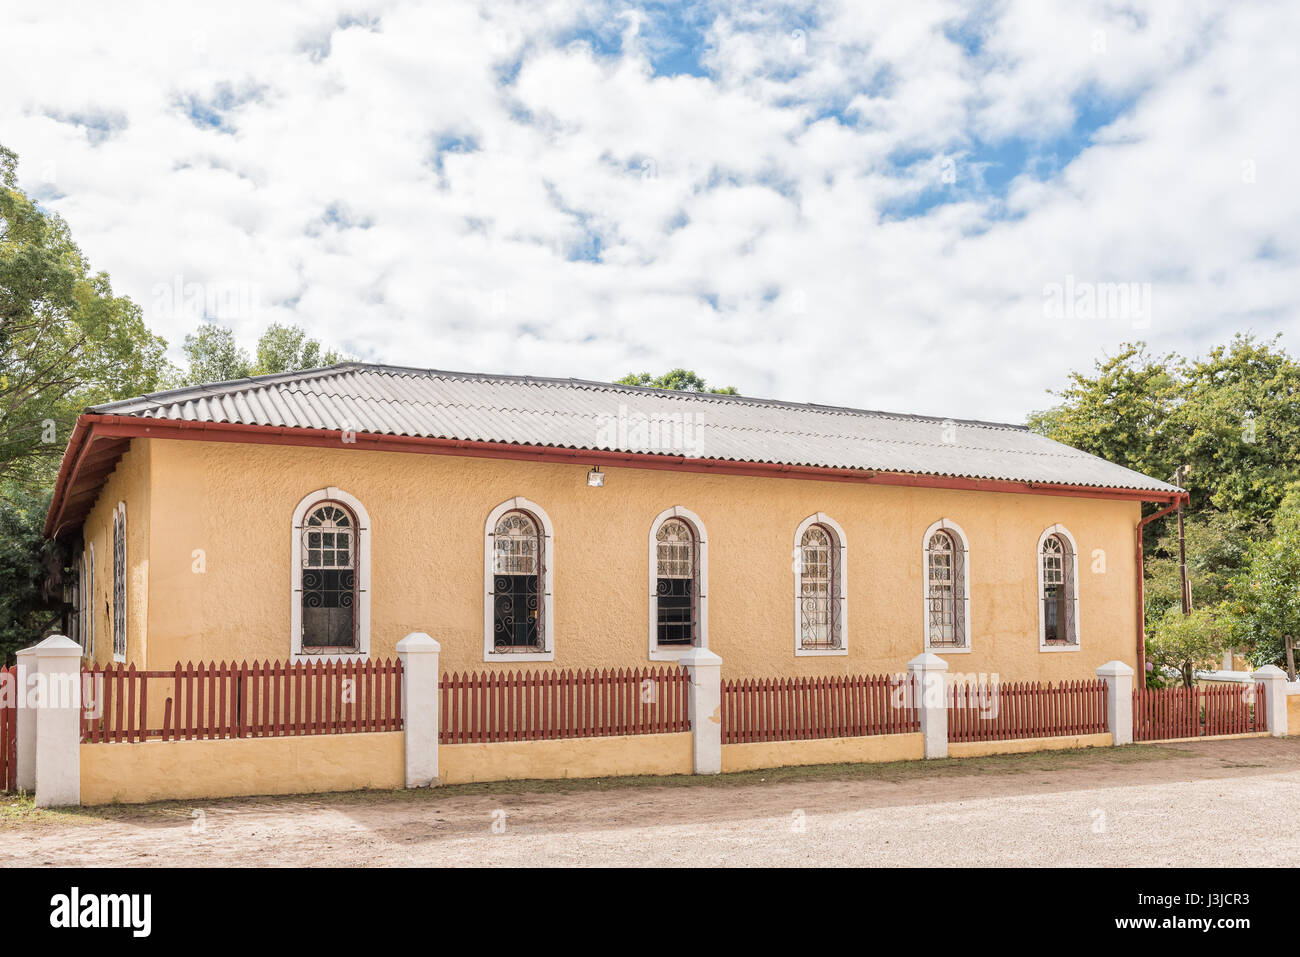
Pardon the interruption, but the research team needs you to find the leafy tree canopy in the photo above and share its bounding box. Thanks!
[1227,483,1300,668]
[1145,604,1234,688]
[616,368,738,394]
[173,321,345,387]
[1,142,169,487]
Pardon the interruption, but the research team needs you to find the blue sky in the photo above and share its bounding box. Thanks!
[2,0,1295,420]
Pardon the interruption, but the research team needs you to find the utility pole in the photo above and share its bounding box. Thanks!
[1176,464,1190,614]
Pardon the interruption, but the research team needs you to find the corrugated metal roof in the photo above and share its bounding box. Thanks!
[91,363,1179,493]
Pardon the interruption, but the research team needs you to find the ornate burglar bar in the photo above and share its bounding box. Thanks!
[799,524,842,650]
[1042,534,1077,645]
[492,510,545,652]
[656,518,697,646]
[301,502,358,651]
[926,529,966,648]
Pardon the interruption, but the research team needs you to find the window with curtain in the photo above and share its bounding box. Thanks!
[1041,533,1078,646]
[926,529,966,649]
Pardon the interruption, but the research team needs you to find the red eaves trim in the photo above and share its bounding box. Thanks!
[44,412,1187,538]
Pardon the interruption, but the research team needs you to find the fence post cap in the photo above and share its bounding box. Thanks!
[1095,660,1135,678]
[676,648,722,667]
[1251,664,1286,680]
[906,652,948,672]
[32,634,83,658]
[15,645,37,660]
[396,632,441,654]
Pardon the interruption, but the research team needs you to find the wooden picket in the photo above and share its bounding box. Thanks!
[80,659,404,743]
[439,667,690,744]
[1132,682,1265,741]
[947,679,1108,742]
[720,673,920,744]
[0,666,16,791]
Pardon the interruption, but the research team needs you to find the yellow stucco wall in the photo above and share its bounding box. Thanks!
[79,731,404,804]
[80,441,151,667]
[439,732,693,783]
[90,437,1141,680]
[722,732,923,771]
[1287,693,1300,735]
[947,731,1112,758]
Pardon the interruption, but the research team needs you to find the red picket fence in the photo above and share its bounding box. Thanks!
[81,659,404,743]
[1,666,16,791]
[721,674,919,744]
[947,679,1108,743]
[440,668,690,743]
[1133,683,1264,741]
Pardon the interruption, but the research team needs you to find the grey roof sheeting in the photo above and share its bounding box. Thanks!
[92,363,1180,494]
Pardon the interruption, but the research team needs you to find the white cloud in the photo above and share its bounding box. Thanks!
[1,0,1296,420]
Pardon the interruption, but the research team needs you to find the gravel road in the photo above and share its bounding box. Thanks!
[3,737,1297,867]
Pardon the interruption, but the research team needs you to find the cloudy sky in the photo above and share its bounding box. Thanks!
[2,0,1296,421]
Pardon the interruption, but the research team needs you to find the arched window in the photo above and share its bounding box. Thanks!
[923,519,970,652]
[292,487,371,661]
[1038,525,1080,650]
[794,513,847,655]
[484,498,554,661]
[112,502,127,662]
[86,543,95,660]
[69,550,82,651]
[302,502,358,650]
[648,507,708,661]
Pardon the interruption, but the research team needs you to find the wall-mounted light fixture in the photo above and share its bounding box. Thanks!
[587,466,605,487]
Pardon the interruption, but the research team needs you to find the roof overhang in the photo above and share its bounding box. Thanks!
[44,412,1188,538]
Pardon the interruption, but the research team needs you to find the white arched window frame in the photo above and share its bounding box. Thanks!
[112,502,127,663]
[484,497,554,663]
[922,518,971,654]
[794,513,848,657]
[291,487,371,662]
[648,506,708,662]
[1037,524,1081,652]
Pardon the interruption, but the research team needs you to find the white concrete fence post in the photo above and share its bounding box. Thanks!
[397,632,441,787]
[907,652,948,759]
[14,645,37,793]
[32,635,83,807]
[1251,664,1288,737]
[679,648,723,774]
[1096,660,1135,746]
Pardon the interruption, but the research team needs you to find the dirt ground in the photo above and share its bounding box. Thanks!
[2,737,1298,867]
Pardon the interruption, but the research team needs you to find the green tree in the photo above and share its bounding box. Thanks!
[1145,604,1234,688]
[0,143,171,659]
[174,321,346,386]
[1144,511,1265,620]
[1228,483,1300,669]
[253,322,343,375]
[1026,342,1180,486]
[178,323,251,385]
[1171,334,1300,522]
[0,486,61,654]
[616,368,738,394]
[1,143,170,484]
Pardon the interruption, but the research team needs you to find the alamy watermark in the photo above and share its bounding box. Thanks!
[594,403,707,458]
[1043,275,1152,329]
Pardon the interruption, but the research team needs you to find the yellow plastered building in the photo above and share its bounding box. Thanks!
[46,363,1183,683]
